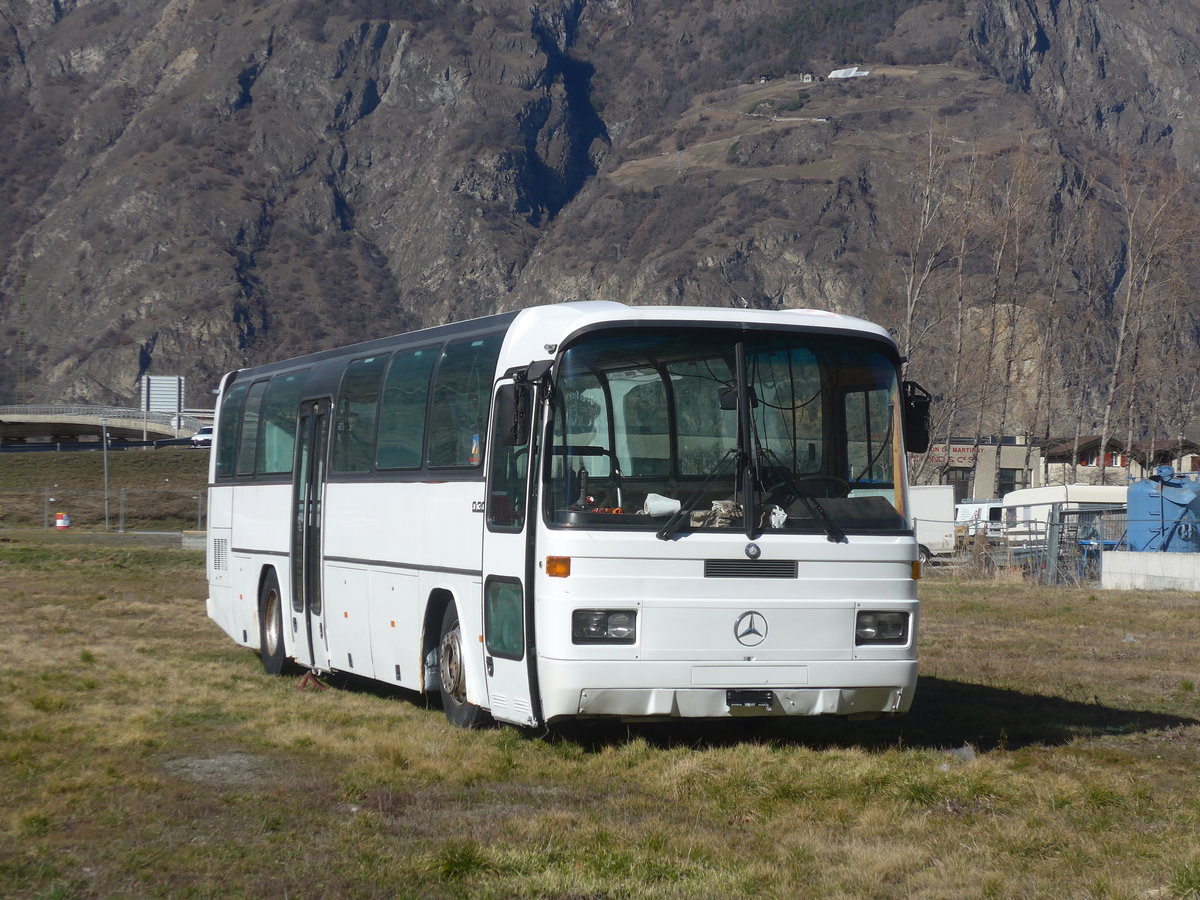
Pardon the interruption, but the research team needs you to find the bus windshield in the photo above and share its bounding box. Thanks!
[545,328,907,537]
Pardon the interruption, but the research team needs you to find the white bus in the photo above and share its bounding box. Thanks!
[205,302,930,727]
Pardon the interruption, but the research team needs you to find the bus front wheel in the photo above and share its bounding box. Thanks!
[437,603,488,728]
[258,570,288,676]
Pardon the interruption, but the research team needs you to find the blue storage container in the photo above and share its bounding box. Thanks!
[1127,466,1200,552]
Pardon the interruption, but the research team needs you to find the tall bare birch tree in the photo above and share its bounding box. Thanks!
[892,127,968,365]
[1096,161,1194,484]
[987,143,1051,497]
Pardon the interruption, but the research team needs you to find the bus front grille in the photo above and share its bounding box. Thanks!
[704,559,797,578]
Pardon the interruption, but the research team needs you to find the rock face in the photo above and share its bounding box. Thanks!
[971,0,1200,166]
[0,0,1195,411]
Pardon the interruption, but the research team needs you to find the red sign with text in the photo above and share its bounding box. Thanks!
[924,445,978,466]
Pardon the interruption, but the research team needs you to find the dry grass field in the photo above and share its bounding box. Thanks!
[0,448,209,532]
[2,532,1199,899]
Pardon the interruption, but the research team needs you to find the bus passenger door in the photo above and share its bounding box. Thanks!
[481,381,539,727]
[291,398,332,672]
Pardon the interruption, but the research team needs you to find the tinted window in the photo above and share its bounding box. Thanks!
[215,382,249,479]
[333,356,387,472]
[427,335,503,467]
[376,347,437,470]
[256,371,308,475]
[235,381,269,476]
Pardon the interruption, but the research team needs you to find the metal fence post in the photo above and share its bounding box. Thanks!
[1045,506,1061,586]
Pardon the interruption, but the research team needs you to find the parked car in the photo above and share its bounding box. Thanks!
[191,426,213,447]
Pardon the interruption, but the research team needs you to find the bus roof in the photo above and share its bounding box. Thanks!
[224,301,898,386]
[511,301,893,341]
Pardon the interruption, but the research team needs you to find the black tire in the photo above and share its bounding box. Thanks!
[919,545,933,566]
[437,603,489,728]
[258,570,288,676]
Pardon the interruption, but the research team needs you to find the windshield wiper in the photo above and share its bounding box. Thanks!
[754,446,848,544]
[792,493,848,544]
[656,448,739,541]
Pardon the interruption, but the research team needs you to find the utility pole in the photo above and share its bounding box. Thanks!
[102,418,111,531]
[15,273,28,403]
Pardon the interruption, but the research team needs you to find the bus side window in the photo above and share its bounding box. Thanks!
[256,371,308,475]
[376,348,436,470]
[334,356,387,472]
[235,381,269,476]
[428,335,503,468]
[215,382,250,479]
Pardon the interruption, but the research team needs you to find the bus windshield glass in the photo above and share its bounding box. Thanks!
[545,328,907,536]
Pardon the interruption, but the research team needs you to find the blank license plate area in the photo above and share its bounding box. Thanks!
[726,689,774,709]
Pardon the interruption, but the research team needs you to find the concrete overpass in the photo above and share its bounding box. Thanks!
[0,405,204,443]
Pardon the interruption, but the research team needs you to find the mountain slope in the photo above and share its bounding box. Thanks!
[0,0,1196,448]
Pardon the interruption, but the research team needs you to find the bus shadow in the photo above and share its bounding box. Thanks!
[547,677,1200,753]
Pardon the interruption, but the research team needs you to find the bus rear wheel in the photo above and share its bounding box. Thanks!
[437,603,489,728]
[259,570,288,676]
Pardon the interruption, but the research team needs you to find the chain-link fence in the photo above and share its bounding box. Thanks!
[0,488,206,532]
[922,504,1130,585]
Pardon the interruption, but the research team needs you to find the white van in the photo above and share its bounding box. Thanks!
[955,499,1004,537]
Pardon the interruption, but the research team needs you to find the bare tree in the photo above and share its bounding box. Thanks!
[891,127,969,364]
[887,128,993,488]
[986,142,1052,497]
[1019,180,1080,487]
[1095,160,1194,484]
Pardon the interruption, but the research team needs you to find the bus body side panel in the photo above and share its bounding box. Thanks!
[368,568,422,689]
[205,485,241,644]
[532,531,918,721]
[320,481,487,699]
[219,483,295,654]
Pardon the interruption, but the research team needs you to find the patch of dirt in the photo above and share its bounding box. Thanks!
[163,752,273,788]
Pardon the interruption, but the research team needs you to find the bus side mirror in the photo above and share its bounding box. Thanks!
[495,384,531,447]
[902,381,931,454]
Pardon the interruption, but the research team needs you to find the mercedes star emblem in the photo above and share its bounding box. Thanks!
[734,610,767,647]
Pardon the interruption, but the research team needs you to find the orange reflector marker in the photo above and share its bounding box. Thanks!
[344,611,349,618]
[546,556,571,578]
[912,561,922,580]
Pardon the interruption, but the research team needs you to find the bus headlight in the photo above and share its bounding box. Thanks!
[855,611,909,645]
[572,609,637,644]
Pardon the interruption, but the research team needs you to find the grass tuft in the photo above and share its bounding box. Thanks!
[427,840,494,881]
[1172,862,1200,899]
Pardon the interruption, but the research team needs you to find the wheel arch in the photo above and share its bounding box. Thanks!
[256,564,281,648]
[422,588,454,694]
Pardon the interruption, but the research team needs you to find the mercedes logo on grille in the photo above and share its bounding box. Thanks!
[734,611,768,647]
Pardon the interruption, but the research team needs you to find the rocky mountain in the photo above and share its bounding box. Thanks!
[1,0,1197,444]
